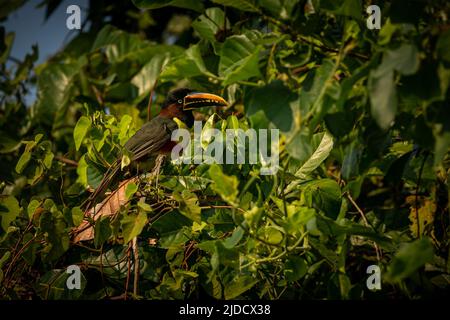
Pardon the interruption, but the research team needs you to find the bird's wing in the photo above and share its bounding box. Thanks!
[82,117,178,212]
[124,116,178,161]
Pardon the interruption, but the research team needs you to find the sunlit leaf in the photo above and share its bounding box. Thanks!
[0,196,20,232]
[208,164,239,206]
[121,211,147,243]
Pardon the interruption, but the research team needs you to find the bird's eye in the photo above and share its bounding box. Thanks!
[177,99,183,104]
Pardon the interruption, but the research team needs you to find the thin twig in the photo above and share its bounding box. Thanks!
[54,155,78,167]
[124,244,132,300]
[132,237,139,297]
[3,234,38,288]
[91,84,104,106]
[100,244,109,298]
[415,151,429,238]
[345,192,382,262]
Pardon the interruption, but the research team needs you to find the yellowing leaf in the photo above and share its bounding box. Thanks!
[0,196,20,232]
[408,197,436,238]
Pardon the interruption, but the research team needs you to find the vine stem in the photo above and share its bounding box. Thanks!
[3,234,37,289]
[241,232,309,270]
[132,237,139,297]
[124,245,132,300]
[415,151,429,238]
[345,192,382,263]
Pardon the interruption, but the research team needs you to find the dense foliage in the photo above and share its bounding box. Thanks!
[0,0,449,299]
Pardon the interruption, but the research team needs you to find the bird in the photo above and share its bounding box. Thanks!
[82,88,228,212]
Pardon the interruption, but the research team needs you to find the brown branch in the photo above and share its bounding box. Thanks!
[54,155,78,167]
[345,192,382,262]
[3,234,38,288]
[124,244,132,300]
[132,237,139,297]
[91,85,104,106]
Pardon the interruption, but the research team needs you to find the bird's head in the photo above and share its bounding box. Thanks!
[160,88,228,127]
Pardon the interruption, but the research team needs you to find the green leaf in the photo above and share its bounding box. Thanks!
[320,0,362,19]
[300,59,337,122]
[369,69,397,130]
[224,275,258,299]
[71,207,84,227]
[314,215,394,249]
[223,48,261,85]
[15,149,31,174]
[83,246,129,278]
[258,0,297,19]
[91,25,146,63]
[121,153,131,170]
[138,201,153,212]
[35,58,86,125]
[284,256,308,282]
[132,0,204,12]
[39,209,70,262]
[160,44,214,81]
[245,80,295,132]
[85,156,105,189]
[73,116,91,151]
[368,44,420,130]
[15,134,43,174]
[212,0,259,12]
[121,211,147,243]
[223,226,244,248]
[0,251,11,269]
[94,217,112,248]
[0,31,14,64]
[131,54,170,98]
[36,269,86,300]
[219,35,262,85]
[295,132,333,178]
[201,113,216,149]
[172,190,201,223]
[0,196,20,232]
[227,115,240,131]
[208,164,239,206]
[159,226,191,249]
[192,7,229,43]
[285,129,312,161]
[286,132,334,193]
[0,131,21,154]
[387,238,434,282]
[341,142,363,180]
[118,115,133,146]
[27,199,40,220]
[283,207,316,234]
[303,179,341,219]
[125,182,138,200]
[378,44,420,76]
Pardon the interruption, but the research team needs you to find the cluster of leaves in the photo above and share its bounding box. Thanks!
[1,0,449,299]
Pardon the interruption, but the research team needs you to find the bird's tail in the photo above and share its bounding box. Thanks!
[81,159,121,213]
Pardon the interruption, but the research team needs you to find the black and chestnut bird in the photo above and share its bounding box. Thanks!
[82,88,227,212]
